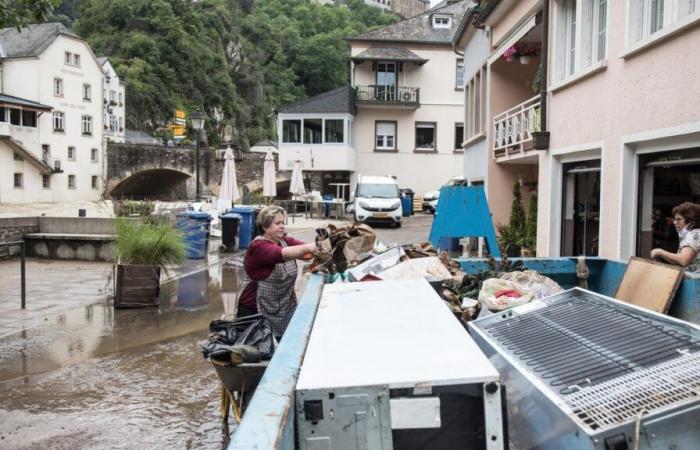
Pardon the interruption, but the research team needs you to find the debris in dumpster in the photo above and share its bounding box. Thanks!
[479,278,533,311]
[614,256,684,314]
[403,241,438,259]
[311,223,378,274]
[379,256,452,281]
[499,270,563,300]
[346,246,405,281]
[201,314,275,367]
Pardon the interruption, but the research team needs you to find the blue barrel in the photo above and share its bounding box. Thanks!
[176,211,212,259]
[438,237,460,252]
[323,194,334,217]
[230,206,255,249]
[401,195,411,217]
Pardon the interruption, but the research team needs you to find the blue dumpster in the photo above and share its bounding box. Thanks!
[231,206,255,249]
[176,211,212,259]
[401,195,411,217]
[438,237,460,252]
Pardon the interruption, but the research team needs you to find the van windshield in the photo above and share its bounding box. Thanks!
[356,183,399,199]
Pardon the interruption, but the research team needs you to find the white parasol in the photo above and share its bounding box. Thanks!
[218,146,240,210]
[262,149,277,198]
[289,159,306,197]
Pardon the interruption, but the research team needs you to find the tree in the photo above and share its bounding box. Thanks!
[523,192,537,253]
[509,181,526,239]
[1,0,59,29]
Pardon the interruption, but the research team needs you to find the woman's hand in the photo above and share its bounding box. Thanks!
[650,248,665,260]
[281,242,318,261]
[651,247,696,267]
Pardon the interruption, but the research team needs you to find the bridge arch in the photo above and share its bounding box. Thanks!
[108,168,192,200]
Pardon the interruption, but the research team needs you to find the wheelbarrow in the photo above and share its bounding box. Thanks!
[214,360,269,423]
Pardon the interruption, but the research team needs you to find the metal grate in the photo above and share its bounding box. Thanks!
[483,295,700,391]
[566,352,700,431]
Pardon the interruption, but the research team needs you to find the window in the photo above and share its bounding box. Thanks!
[54,78,63,97]
[303,118,323,144]
[14,173,23,188]
[64,51,71,64]
[53,111,65,132]
[325,119,344,143]
[282,119,301,143]
[455,123,464,151]
[110,90,116,103]
[0,107,5,122]
[68,175,76,189]
[415,122,437,151]
[21,110,37,127]
[42,174,51,189]
[110,115,117,131]
[82,115,93,136]
[91,148,98,162]
[455,59,465,90]
[13,152,23,161]
[67,146,75,161]
[91,176,99,189]
[375,121,396,150]
[73,54,80,66]
[465,64,487,140]
[42,145,50,164]
[118,117,123,131]
[10,108,20,125]
[433,15,452,28]
[628,0,698,44]
[119,92,123,105]
[83,84,91,101]
[554,0,608,82]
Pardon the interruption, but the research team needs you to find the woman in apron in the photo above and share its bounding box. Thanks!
[239,205,317,340]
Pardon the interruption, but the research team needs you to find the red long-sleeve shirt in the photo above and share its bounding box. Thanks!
[238,236,306,310]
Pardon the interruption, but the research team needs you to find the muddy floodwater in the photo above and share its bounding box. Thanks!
[0,261,246,449]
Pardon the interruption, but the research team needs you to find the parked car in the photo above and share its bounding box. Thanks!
[422,176,469,214]
[352,175,403,227]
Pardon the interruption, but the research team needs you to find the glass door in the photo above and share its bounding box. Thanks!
[561,161,601,256]
[376,62,396,101]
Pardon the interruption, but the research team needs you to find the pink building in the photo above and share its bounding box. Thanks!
[456,0,700,260]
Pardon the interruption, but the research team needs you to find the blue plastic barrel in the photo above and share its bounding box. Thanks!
[438,237,460,252]
[401,195,411,217]
[230,206,255,249]
[322,194,334,217]
[176,211,212,259]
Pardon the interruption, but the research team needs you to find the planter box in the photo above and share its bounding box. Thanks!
[532,131,550,150]
[114,263,161,308]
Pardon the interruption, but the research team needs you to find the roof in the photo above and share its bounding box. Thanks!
[351,47,428,65]
[97,56,108,65]
[348,0,472,45]
[0,93,51,111]
[278,86,355,115]
[0,22,82,58]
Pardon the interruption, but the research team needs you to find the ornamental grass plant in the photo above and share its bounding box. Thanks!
[115,219,186,268]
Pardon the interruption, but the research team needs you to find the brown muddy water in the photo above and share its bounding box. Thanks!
[0,261,246,449]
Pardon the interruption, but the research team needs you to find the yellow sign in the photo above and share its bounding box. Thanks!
[171,124,186,137]
[175,110,186,119]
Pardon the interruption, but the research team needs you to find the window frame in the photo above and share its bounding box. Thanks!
[83,83,92,102]
[324,119,345,144]
[455,58,465,90]
[374,120,398,152]
[454,122,465,152]
[414,121,437,152]
[432,15,452,28]
[64,51,71,64]
[91,148,99,163]
[282,119,302,144]
[54,78,63,97]
[68,174,76,190]
[464,64,487,142]
[53,111,65,133]
[13,173,23,189]
[91,175,99,190]
[81,115,93,136]
[42,174,51,189]
[41,144,50,164]
[67,146,76,161]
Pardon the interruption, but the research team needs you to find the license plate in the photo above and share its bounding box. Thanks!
[374,212,388,218]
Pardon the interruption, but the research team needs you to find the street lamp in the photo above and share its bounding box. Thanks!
[190,110,205,201]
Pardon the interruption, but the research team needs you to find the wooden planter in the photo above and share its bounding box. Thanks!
[114,263,161,308]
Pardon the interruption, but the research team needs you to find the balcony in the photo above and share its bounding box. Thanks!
[354,85,419,109]
[493,95,540,161]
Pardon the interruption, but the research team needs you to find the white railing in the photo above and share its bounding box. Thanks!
[493,95,540,158]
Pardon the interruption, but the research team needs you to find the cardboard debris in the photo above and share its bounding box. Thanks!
[346,247,406,282]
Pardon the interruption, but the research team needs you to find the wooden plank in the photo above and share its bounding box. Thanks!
[614,257,684,314]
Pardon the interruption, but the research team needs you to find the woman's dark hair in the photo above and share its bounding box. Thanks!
[672,202,700,230]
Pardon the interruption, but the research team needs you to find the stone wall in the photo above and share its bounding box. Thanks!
[0,217,39,257]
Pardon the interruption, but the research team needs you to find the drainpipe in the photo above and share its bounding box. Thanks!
[533,0,550,150]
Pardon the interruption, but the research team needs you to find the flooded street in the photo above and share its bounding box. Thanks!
[0,262,246,449]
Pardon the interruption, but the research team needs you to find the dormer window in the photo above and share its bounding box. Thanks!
[433,15,452,28]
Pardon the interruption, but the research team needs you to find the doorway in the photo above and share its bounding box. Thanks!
[561,160,601,256]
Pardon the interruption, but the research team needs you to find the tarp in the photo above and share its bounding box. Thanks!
[263,149,277,198]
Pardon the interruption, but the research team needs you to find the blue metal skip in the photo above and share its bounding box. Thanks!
[428,185,501,257]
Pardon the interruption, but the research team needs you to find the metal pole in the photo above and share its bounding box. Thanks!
[20,242,26,309]
[195,131,201,201]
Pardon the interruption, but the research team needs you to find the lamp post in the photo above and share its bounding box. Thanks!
[190,110,205,201]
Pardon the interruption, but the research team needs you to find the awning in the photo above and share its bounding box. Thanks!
[351,47,428,65]
[488,14,537,65]
[0,93,52,112]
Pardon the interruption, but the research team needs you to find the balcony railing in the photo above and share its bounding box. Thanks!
[493,95,540,158]
[354,85,420,106]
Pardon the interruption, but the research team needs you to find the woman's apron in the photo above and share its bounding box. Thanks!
[255,238,298,339]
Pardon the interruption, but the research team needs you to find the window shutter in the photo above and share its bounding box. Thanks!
[377,122,395,136]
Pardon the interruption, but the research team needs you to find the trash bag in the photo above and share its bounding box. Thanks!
[201,314,275,366]
[499,270,563,300]
[478,278,533,311]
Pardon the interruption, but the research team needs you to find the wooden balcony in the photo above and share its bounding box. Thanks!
[354,85,420,109]
[493,95,540,160]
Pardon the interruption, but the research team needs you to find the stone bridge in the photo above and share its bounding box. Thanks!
[106,143,291,200]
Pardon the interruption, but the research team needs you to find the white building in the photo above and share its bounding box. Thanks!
[277,1,473,197]
[98,57,126,144]
[0,23,105,204]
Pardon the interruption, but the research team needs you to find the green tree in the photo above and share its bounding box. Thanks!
[509,181,526,239]
[1,0,59,29]
[524,192,537,252]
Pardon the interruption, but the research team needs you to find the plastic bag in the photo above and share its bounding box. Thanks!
[201,314,275,366]
[499,270,563,300]
[478,278,533,311]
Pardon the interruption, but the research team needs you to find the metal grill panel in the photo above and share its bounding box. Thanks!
[566,352,700,431]
[483,295,700,390]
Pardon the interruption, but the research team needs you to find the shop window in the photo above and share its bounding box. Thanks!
[561,160,601,256]
[304,118,322,144]
[415,122,436,151]
[282,119,301,143]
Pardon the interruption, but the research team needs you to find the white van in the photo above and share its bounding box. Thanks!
[352,175,403,227]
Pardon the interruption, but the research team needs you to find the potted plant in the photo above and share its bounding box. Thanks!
[113,219,186,307]
[497,181,529,257]
[503,43,539,64]
[497,223,522,257]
